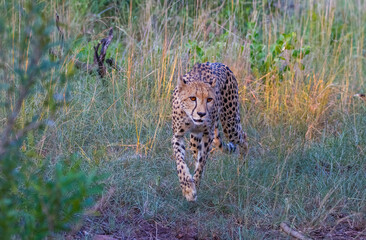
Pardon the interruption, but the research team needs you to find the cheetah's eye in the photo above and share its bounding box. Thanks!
[190,97,196,101]
[207,98,213,102]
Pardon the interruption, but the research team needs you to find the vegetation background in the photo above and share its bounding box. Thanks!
[0,0,365,239]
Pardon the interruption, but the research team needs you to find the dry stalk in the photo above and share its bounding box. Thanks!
[280,222,312,240]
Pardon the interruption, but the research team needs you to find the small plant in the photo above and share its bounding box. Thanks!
[0,152,101,239]
[186,39,207,64]
[248,22,310,79]
[187,32,230,65]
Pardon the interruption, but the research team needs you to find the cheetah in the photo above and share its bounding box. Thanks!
[172,62,248,201]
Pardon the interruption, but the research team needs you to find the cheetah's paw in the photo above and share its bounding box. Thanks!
[227,142,236,153]
[182,179,197,202]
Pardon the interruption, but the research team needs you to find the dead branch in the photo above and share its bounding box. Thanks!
[51,15,121,77]
[280,222,312,240]
[94,28,113,78]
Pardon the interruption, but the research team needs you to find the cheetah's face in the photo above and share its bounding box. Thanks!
[178,77,216,126]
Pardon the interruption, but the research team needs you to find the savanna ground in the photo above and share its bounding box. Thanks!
[1,0,366,239]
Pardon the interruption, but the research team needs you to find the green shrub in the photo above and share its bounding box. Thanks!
[248,22,310,79]
[0,1,102,239]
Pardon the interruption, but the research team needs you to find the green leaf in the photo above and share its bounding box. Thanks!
[304,46,311,55]
[275,45,282,54]
[196,45,203,57]
[285,43,294,50]
[283,65,290,72]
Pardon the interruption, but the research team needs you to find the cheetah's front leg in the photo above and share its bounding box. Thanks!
[172,135,197,201]
[193,130,213,189]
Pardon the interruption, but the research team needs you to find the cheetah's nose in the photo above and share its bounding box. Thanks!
[197,112,206,117]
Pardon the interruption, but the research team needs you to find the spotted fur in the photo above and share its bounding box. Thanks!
[172,62,248,201]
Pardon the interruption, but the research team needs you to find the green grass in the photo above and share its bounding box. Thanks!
[2,0,366,239]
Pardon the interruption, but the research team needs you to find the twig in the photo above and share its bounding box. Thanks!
[14,121,42,140]
[280,222,312,240]
[55,12,64,51]
[49,12,65,58]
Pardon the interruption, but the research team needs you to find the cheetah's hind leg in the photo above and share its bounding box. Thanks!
[213,127,237,154]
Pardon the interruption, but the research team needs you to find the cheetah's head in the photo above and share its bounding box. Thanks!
[177,76,216,126]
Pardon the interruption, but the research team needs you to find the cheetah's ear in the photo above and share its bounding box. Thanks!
[209,77,216,88]
[177,76,187,89]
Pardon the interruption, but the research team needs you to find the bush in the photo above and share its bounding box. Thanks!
[0,1,102,238]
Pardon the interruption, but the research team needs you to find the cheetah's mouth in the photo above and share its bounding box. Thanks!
[193,118,204,123]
